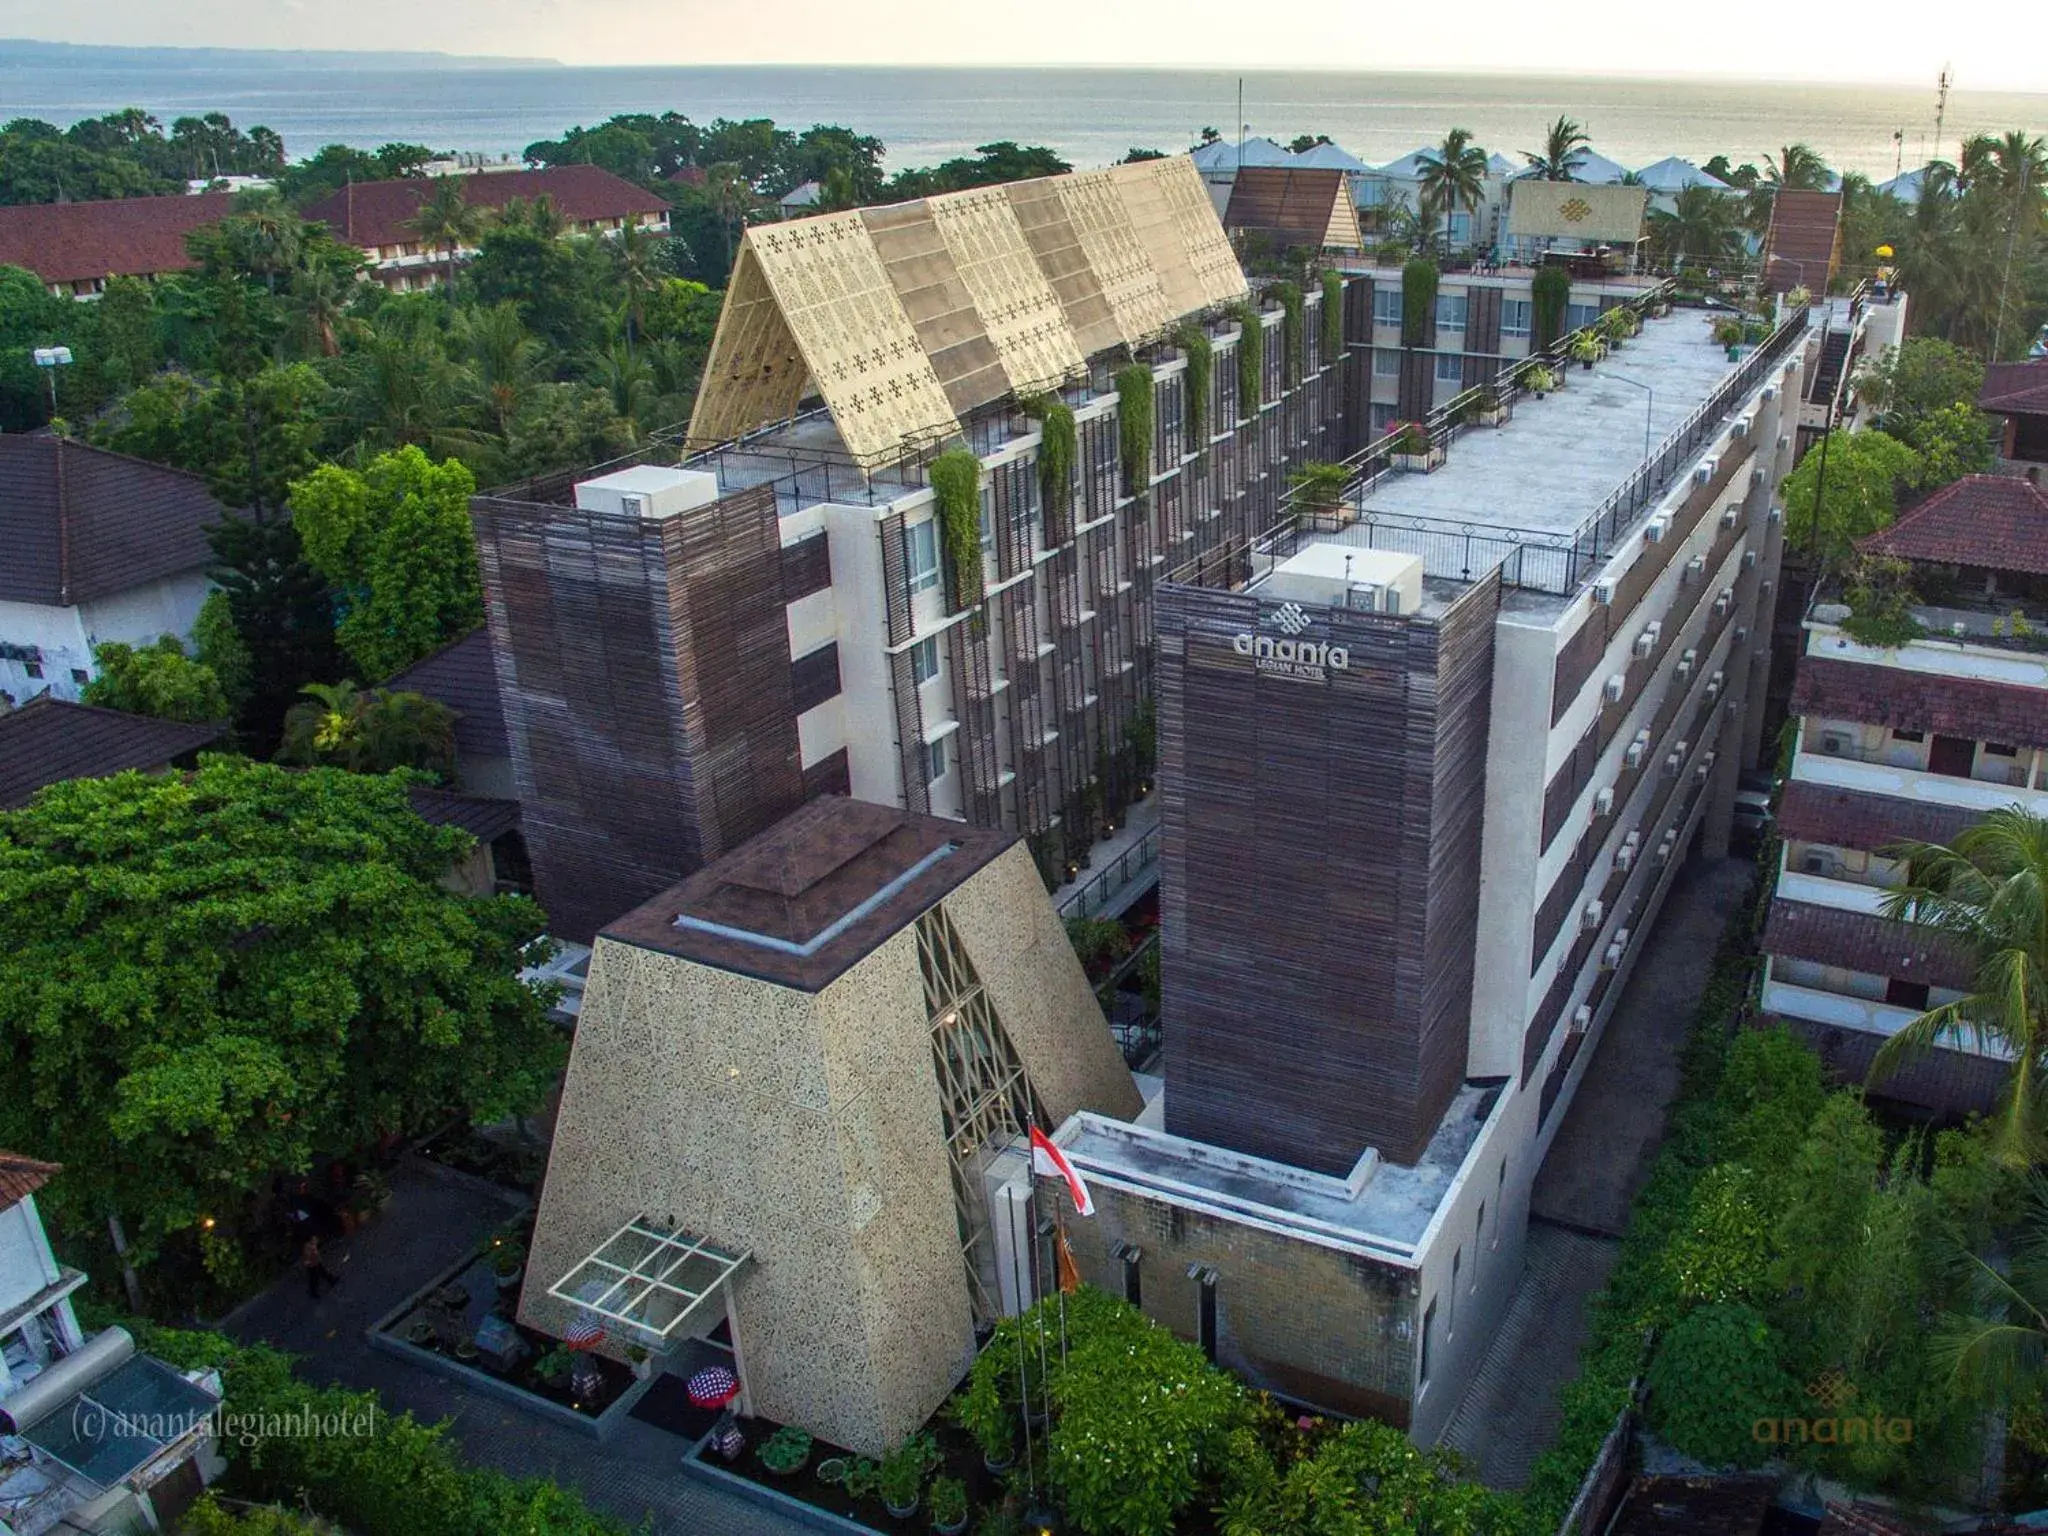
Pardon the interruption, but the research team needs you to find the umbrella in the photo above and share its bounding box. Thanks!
[563,1311,606,1350]
[686,1364,740,1408]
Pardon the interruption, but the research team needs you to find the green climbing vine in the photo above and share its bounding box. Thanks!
[1320,270,1344,367]
[1115,363,1154,495]
[1401,259,1438,348]
[929,448,984,612]
[1228,302,1264,419]
[1532,264,1571,352]
[1022,393,1077,536]
[1174,324,1212,454]
[1272,280,1304,385]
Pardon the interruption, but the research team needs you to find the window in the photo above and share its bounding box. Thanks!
[978,486,995,553]
[1986,742,2019,756]
[1885,977,1931,1009]
[1447,211,1472,244]
[1435,353,1464,384]
[1892,728,1925,743]
[24,660,42,680]
[1118,1245,1142,1308]
[1372,288,1402,327]
[1374,349,1399,377]
[1475,1201,1487,1259]
[1195,1271,1218,1362]
[1419,1297,1437,1386]
[1370,402,1398,434]
[1502,299,1532,338]
[1448,1250,1460,1334]
[1435,293,1468,331]
[1566,302,1599,333]
[69,668,89,686]
[905,520,940,594]
[923,734,950,784]
[910,636,939,686]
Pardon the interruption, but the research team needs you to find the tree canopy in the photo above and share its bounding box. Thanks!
[0,757,561,1260]
[1782,428,1923,567]
[80,636,229,724]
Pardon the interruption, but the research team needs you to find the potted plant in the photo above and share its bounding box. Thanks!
[402,1316,438,1348]
[843,1457,881,1502]
[1524,363,1557,399]
[533,1346,572,1391]
[452,1336,480,1364]
[1568,332,1601,370]
[1785,284,1812,308]
[930,1476,970,1536]
[625,1343,653,1380]
[878,1437,927,1520]
[758,1425,813,1478]
[489,1241,524,1290]
[1389,422,1443,473]
[1469,384,1507,427]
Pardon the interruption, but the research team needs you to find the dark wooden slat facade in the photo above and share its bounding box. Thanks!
[1157,572,1500,1171]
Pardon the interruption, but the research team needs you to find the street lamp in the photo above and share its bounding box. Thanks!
[32,345,72,418]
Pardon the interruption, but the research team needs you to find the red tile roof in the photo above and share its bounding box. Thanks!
[1860,474,2048,576]
[0,1151,62,1211]
[0,434,229,607]
[1793,654,2048,753]
[303,166,669,249]
[0,191,235,286]
[1981,359,2048,416]
[1764,897,1974,991]
[0,697,224,810]
[1777,779,1984,851]
[1762,189,1841,294]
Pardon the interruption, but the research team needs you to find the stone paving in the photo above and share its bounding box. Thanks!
[220,1159,810,1536]
[1437,855,1756,1486]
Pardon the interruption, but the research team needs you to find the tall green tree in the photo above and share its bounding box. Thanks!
[1781,428,1922,567]
[409,178,490,298]
[0,758,559,1262]
[80,637,229,724]
[1415,128,1488,247]
[278,681,457,779]
[1521,115,1591,181]
[290,446,486,680]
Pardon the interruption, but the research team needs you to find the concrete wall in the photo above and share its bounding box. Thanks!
[0,1196,60,1317]
[0,571,210,705]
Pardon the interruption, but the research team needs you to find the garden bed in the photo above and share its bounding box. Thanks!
[412,1121,549,1196]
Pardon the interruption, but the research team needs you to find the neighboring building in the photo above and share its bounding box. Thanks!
[1763,188,1843,295]
[471,155,1349,940]
[1633,156,1734,214]
[1764,473,2048,1110]
[518,795,1141,1456]
[385,629,515,799]
[1191,135,1295,213]
[301,166,670,292]
[1330,260,1664,437]
[1223,165,1364,254]
[1356,146,1516,251]
[0,696,222,810]
[0,191,234,298]
[1049,289,1817,1440]
[0,1155,224,1535]
[778,180,823,217]
[0,435,227,707]
[1980,357,2048,481]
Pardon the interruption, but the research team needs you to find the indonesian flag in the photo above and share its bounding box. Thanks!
[1030,1125,1094,1217]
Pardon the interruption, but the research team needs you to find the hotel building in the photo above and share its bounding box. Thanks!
[469,155,1349,939]
[1764,470,2048,1110]
[1049,286,1828,1439]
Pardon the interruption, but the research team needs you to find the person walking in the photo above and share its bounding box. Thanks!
[302,1233,341,1300]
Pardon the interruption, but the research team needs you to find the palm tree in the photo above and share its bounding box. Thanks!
[499,193,568,239]
[589,340,654,433]
[1415,129,1488,250]
[1871,807,2048,1166]
[1649,185,1741,269]
[1521,116,1591,182]
[334,328,490,463]
[454,301,543,437]
[279,681,455,777]
[705,163,755,272]
[288,259,359,359]
[644,336,699,429]
[1765,142,1832,192]
[409,178,490,298]
[1935,1172,2048,1403]
[612,219,661,353]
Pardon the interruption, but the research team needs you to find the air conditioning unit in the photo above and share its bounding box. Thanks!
[1695,762,1712,784]
[1633,631,1655,659]
[1592,577,1618,606]
[1572,1004,1593,1031]
[1626,731,1650,768]
[1714,589,1733,617]
[1777,433,1791,451]
[1655,840,1674,866]
[618,492,648,517]
[1761,383,1777,404]
[1732,415,1751,439]
[1603,939,1625,968]
[1615,843,1637,872]
[1665,750,1684,774]
[1685,554,1707,581]
[1581,901,1605,933]
[1603,673,1626,703]
[1594,786,1615,816]
[1821,730,1848,755]
[1735,626,1750,644]
[1695,458,1718,485]
[1678,647,1698,678]
[1742,549,1758,570]
[1706,669,1725,700]
[1760,579,1774,598]
[1614,926,1632,949]
[1703,750,1717,771]
[1751,465,1769,486]
[1623,829,1641,849]
[1801,850,1833,876]
[1644,514,1672,544]
[1721,506,1741,531]
[1767,505,1783,525]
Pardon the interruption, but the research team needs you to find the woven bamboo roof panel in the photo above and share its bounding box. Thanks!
[926,186,1086,400]
[1110,158,1207,319]
[861,199,1009,417]
[1152,155,1253,307]
[696,212,959,469]
[1054,168,1174,347]
[685,242,812,451]
[1222,166,1364,252]
[1003,176,1124,357]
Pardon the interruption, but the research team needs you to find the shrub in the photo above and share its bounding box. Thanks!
[1400,259,1438,347]
[1022,395,1077,535]
[930,1474,969,1527]
[929,448,985,612]
[759,1424,812,1475]
[1532,264,1571,350]
[1271,280,1304,384]
[1172,326,1212,452]
[1115,363,1155,495]
[81,635,229,724]
[878,1436,928,1509]
[1228,303,1264,419]
[1320,270,1343,368]
[1645,1303,1796,1468]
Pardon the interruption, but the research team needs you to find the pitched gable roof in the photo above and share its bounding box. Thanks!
[0,192,235,286]
[1981,358,2048,415]
[1860,473,2048,577]
[302,165,668,249]
[1190,137,1292,172]
[1224,166,1363,251]
[0,435,228,607]
[1634,156,1731,192]
[1763,189,1841,293]
[1287,142,1371,175]
[385,628,507,759]
[0,696,224,810]
[0,1152,61,1211]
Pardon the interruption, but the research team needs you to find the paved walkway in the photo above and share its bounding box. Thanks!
[221,1159,809,1536]
[1438,855,1754,1486]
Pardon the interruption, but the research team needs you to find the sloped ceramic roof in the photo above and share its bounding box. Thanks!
[1981,359,2048,415]
[1762,189,1842,293]
[0,1152,61,1212]
[303,165,666,248]
[1859,474,2048,576]
[0,191,235,285]
[0,697,223,811]
[1793,654,2048,752]
[385,628,508,758]
[1224,166,1363,251]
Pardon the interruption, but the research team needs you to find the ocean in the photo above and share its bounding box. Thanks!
[4,53,2046,180]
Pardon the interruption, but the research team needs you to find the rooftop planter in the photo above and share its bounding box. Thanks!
[1463,386,1509,428]
[1568,332,1603,370]
[1390,423,1444,473]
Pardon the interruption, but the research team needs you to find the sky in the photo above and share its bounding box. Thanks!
[18,0,2048,92]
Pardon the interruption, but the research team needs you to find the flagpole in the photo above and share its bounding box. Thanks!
[1056,1201,1070,1366]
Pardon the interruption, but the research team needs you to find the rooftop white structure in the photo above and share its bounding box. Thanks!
[1191,136,1293,172]
[1290,141,1373,174]
[1634,156,1732,193]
